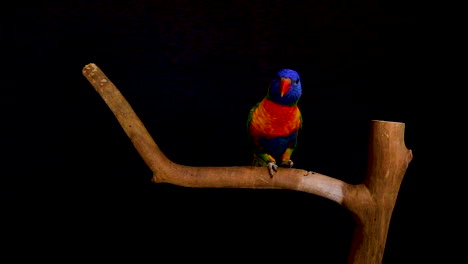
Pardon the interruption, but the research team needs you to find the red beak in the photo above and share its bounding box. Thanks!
[280,77,291,97]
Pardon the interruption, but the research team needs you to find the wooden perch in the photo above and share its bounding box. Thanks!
[82,63,413,264]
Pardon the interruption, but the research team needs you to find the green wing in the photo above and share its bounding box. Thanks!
[246,101,260,131]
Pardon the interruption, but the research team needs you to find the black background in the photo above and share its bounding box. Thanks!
[2,1,438,263]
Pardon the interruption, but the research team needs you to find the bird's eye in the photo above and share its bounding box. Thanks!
[294,79,299,85]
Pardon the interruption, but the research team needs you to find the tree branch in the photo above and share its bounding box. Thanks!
[82,63,412,264]
[81,63,349,204]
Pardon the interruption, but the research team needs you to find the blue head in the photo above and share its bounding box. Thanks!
[267,69,302,106]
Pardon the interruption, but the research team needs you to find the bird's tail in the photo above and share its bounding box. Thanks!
[252,159,261,167]
[252,154,269,167]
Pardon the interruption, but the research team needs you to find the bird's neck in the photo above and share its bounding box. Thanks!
[267,87,301,106]
[260,98,299,119]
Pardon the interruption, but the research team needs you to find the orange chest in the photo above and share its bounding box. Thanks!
[249,99,301,137]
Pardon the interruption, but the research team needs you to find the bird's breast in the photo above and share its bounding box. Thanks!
[249,99,301,138]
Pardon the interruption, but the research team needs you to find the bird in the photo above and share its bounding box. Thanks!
[247,69,302,177]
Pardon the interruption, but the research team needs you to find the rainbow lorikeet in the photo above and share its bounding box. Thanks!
[247,69,302,177]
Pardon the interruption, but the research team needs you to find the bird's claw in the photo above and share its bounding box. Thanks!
[267,162,278,178]
[281,160,294,168]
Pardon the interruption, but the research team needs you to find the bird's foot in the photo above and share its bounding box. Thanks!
[281,160,294,168]
[267,162,278,178]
